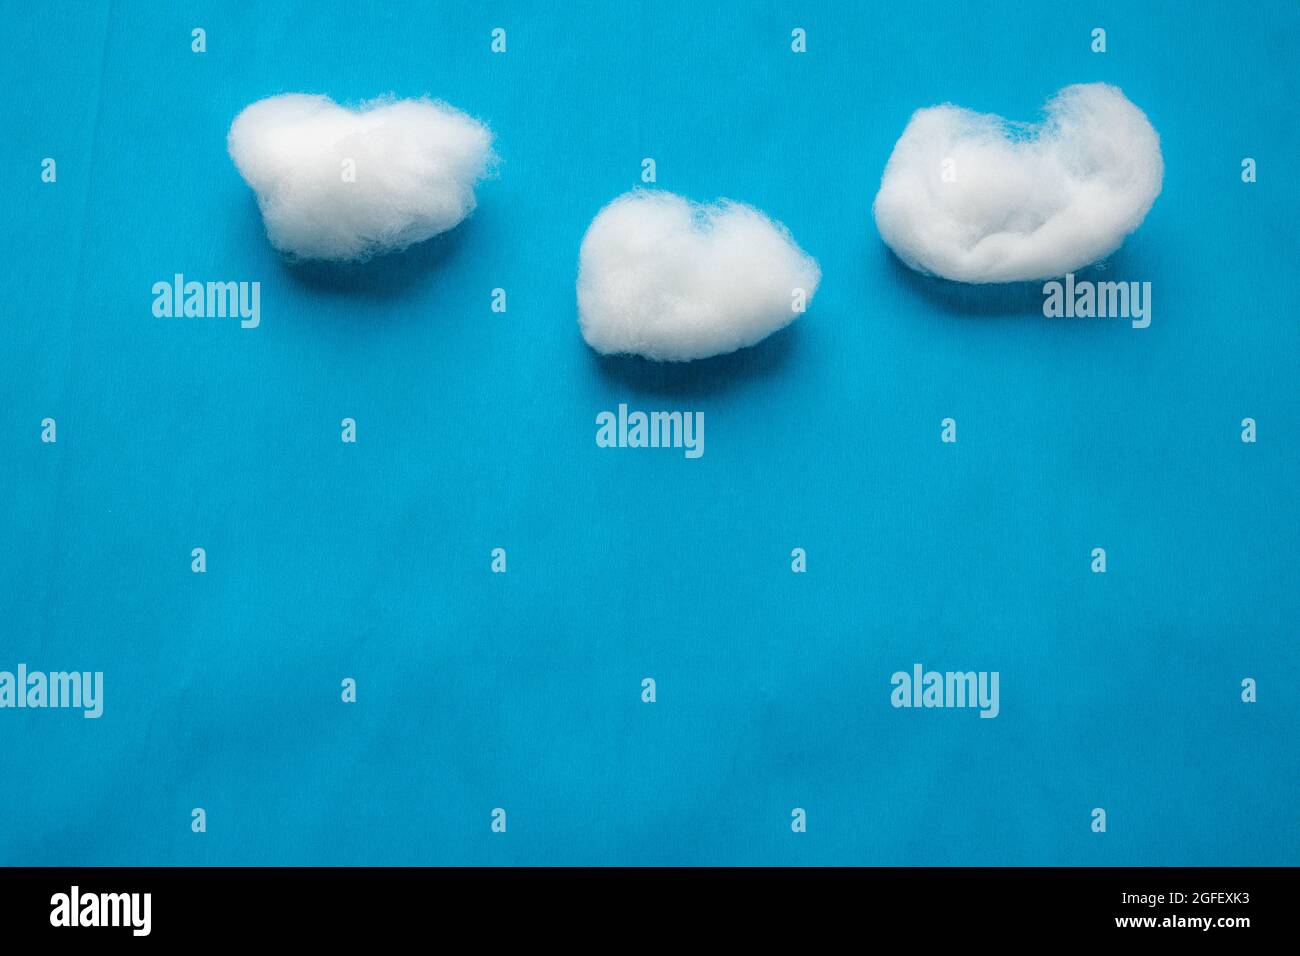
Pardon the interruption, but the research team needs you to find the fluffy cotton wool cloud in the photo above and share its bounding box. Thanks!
[228,93,493,261]
[577,191,820,361]
[872,83,1163,283]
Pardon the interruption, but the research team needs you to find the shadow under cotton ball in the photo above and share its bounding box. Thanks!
[227,93,494,262]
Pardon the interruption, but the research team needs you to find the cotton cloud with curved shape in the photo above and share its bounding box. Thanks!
[228,93,493,261]
[872,83,1163,283]
[577,191,820,362]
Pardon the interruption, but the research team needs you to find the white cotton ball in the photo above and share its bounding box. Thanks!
[227,93,494,261]
[577,190,821,362]
[872,83,1163,283]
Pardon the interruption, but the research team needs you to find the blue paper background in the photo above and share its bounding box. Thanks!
[1,0,1296,865]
